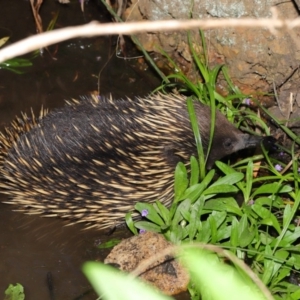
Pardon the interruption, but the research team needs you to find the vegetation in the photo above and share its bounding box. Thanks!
[0,35,32,74]
[3,283,25,300]
[1,4,299,298]
[0,10,59,74]
[85,31,300,300]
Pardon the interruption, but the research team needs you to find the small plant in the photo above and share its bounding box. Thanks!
[0,11,59,74]
[127,152,300,298]
[4,283,25,300]
[0,35,32,74]
[0,58,32,74]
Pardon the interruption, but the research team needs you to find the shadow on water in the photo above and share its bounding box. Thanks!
[0,0,161,299]
[0,200,133,299]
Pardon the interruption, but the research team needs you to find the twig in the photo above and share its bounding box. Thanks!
[1,16,300,63]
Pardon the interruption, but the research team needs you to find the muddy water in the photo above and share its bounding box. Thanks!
[0,0,160,299]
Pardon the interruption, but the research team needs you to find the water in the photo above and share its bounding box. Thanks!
[0,0,160,298]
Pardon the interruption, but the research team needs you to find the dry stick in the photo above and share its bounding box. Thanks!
[1,15,300,64]
[30,0,44,34]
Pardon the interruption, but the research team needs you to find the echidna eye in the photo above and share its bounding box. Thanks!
[223,138,233,149]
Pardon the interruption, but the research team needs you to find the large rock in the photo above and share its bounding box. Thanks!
[123,0,300,97]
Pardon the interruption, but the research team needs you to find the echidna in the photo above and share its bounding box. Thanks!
[0,93,262,229]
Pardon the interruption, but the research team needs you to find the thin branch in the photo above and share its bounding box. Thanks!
[0,15,300,63]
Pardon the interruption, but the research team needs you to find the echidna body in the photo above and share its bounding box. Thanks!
[0,93,261,229]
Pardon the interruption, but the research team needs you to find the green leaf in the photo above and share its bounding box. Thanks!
[274,227,300,246]
[283,204,293,228]
[46,10,59,31]
[217,224,232,241]
[187,99,206,179]
[172,199,191,227]
[1,58,32,67]
[211,211,227,229]
[196,220,211,243]
[274,250,289,268]
[180,183,204,203]
[188,31,209,83]
[255,197,284,209]
[190,156,199,186]
[135,203,164,226]
[252,183,293,197]
[182,248,269,300]
[201,169,215,188]
[205,84,216,169]
[181,169,215,203]
[174,162,189,203]
[210,172,244,187]
[222,66,243,95]
[252,204,281,234]
[263,249,289,286]
[207,211,227,243]
[291,251,300,269]
[208,214,218,243]
[188,197,204,240]
[98,238,121,249]
[272,262,293,286]
[83,262,172,300]
[154,201,170,224]
[180,207,191,222]
[291,286,300,299]
[134,221,162,233]
[215,161,237,174]
[4,283,25,300]
[209,65,223,86]
[238,214,255,247]
[204,197,243,216]
[230,217,239,247]
[169,224,189,243]
[125,212,138,235]
[260,232,273,245]
[203,184,238,196]
[262,245,273,285]
[245,160,253,202]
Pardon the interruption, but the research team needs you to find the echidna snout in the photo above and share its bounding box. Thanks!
[206,132,262,168]
[0,93,263,229]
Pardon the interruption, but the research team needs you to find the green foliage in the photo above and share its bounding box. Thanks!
[186,99,207,180]
[122,30,300,299]
[0,33,32,74]
[97,238,121,249]
[155,30,270,137]
[80,28,300,300]
[4,284,25,300]
[0,11,59,74]
[0,58,32,74]
[153,30,270,183]
[183,248,270,300]
[155,31,241,107]
[126,153,300,299]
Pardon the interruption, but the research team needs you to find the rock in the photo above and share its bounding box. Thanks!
[104,231,189,295]
[122,0,300,97]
